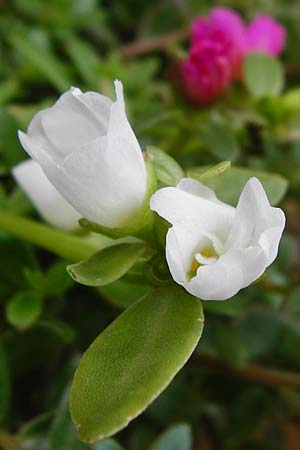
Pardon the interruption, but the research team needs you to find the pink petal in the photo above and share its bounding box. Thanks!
[245,15,286,56]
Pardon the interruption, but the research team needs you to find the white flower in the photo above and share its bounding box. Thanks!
[150,177,285,300]
[12,159,81,231]
[18,80,147,229]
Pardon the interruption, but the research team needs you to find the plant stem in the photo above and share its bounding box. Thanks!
[119,27,188,58]
[192,355,300,390]
[0,211,97,261]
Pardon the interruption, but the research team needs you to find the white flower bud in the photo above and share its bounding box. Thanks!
[18,80,147,229]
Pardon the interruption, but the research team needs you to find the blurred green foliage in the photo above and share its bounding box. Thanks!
[0,0,299,449]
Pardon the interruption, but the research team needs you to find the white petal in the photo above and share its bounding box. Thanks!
[165,228,189,286]
[150,181,234,239]
[258,225,285,266]
[226,177,285,254]
[19,89,110,164]
[46,135,147,228]
[18,130,56,167]
[18,111,56,161]
[165,226,203,286]
[107,80,146,181]
[177,178,233,210]
[69,87,112,132]
[12,159,81,231]
[186,246,268,300]
[40,88,110,158]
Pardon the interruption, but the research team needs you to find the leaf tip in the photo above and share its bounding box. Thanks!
[66,264,77,280]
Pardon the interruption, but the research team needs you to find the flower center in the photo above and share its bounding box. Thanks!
[200,249,218,259]
[189,247,219,278]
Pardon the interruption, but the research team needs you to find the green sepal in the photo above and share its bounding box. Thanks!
[67,243,148,287]
[145,146,185,186]
[70,287,204,443]
[189,161,231,184]
[79,159,157,240]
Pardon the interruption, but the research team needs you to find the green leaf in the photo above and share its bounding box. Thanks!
[6,292,42,329]
[45,261,74,295]
[0,79,20,105]
[18,411,54,440]
[67,243,146,287]
[244,52,284,98]
[239,311,282,358]
[50,388,87,450]
[148,424,192,450]
[129,425,156,450]
[91,439,124,450]
[3,320,74,375]
[146,146,184,186]
[189,166,287,206]
[99,280,151,309]
[9,33,72,91]
[211,321,248,368]
[70,288,203,442]
[0,110,24,168]
[282,87,300,111]
[201,123,239,161]
[203,293,247,317]
[6,188,32,215]
[0,339,10,421]
[65,36,100,88]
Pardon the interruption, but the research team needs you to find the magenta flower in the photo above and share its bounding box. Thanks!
[180,7,286,107]
[245,15,286,56]
[191,7,246,78]
[180,39,231,107]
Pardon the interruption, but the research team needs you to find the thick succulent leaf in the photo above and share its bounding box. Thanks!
[91,439,124,450]
[67,243,146,287]
[147,424,192,450]
[6,292,42,329]
[244,52,284,98]
[70,287,203,442]
[188,166,287,206]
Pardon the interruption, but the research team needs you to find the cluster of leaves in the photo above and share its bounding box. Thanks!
[0,0,299,450]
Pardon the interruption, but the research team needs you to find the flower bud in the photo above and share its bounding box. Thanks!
[18,81,148,230]
[180,40,232,107]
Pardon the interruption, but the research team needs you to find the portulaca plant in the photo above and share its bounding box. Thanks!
[12,80,285,443]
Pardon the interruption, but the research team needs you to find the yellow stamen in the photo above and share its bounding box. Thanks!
[190,259,200,273]
[189,248,218,278]
[201,249,217,258]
